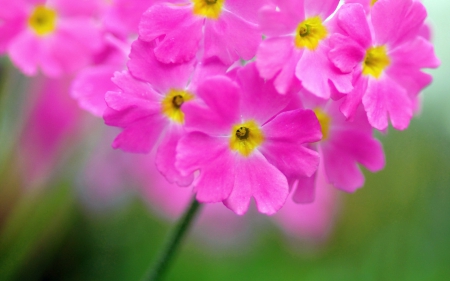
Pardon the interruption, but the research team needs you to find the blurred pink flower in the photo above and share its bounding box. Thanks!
[0,0,103,77]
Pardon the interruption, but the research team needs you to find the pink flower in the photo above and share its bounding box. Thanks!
[292,91,385,203]
[176,63,321,215]
[329,1,440,130]
[103,39,201,186]
[71,34,131,117]
[138,0,269,65]
[0,0,103,77]
[256,0,353,96]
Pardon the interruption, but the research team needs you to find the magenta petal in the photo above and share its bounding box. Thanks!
[390,37,440,69]
[260,109,321,178]
[237,63,291,124]
[363,76,412,130]
[371,0,426,46]
[296,45,353,99]
[128,39,195,94]
[71,64,118,117]
[204,11,260,65]
[225,0,271,23]
[139,4,203,63]
[292,174,316,204]
[340,73,368,120]
[104,72,167,153]
[156,125,194,187]
[256,37,300,94]
[258,5,299,36]
[336,3,371,48]
[224,151,289,215]
[304,0,340,19]
[321,145,363,192]
[176,132,234,202]
[329,34,365,73]
[8,31,40,76]
[183,76,240,135]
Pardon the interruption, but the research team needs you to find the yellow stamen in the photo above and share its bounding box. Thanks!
[313,108,331,141]
[229,120,264,157]
[28,5,57,36]
[192,0,225,19]
[161,89,194,124]
[362,46,390,79]
[294,16,328,50]
[371,0,378,6]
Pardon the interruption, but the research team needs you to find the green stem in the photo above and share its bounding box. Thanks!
[144,197,202,281]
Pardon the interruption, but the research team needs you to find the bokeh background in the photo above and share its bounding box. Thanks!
[0,0,449,280]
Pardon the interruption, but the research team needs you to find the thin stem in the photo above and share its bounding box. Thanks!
[144,197,202,281]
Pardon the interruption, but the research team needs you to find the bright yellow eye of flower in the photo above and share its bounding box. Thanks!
[362,46,390,79]
[229,120,264,157]
[371,0,378,6]
[313,108,331,141]
[294,16,328,50]
[28,5,57,36]
[161,89,194,124]
[192,0,225,19]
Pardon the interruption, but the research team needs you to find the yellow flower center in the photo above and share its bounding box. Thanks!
[362,46,390,79]
[313,108,331,141]
[28,5,57,36]
[371,0,378,6]
[161,89,194,124]
[229,120,264,157]
[192,0,225,19]
[294,16,328,50]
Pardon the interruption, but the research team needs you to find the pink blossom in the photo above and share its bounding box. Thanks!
[138,0,269,65]
[103,39,201,186]
[0,0,103,77]
[292,91,385,202]
[71,35,130,117]
[256,0,353,96]
[176,63,321,215]
[329,1,439,130]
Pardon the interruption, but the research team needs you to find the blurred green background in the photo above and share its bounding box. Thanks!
[1,1,449,280]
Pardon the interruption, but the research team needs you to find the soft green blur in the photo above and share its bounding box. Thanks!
[1,2,449,281]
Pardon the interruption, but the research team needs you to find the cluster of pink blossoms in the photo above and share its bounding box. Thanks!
[0,0,439,216]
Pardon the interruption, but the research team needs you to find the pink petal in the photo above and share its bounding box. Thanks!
[256,37,301,94]
[292,174,316,204]
[224,151,289,215]
[128,39,195,94]
[176,132,235,202]
[260,109,321,178]
[328,34,366,73]
[237,63,291,125]
[258,5,300,37]
[156,125,194,187]
[183,76,240,135]
[304,0,340,19]
[139,3,203,63]
[340,72,368,120]
[336,3,371,48]
[225,0,271,23]
[296,44,353,99]
[363,76,412,130]
[71,64,118,117]
[321,145,364,192]
[204,11,261,65]
[8,31,40,76]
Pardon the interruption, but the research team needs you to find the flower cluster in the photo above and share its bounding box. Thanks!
[0,0,439,216]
